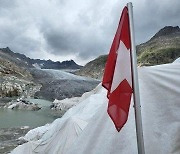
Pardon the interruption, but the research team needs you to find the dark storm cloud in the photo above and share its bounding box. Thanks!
[0,0,179,64]
[40,5,110,59]
[43,26,108,59]
[43,28,79,54]
[0,16,40,55]
[11,36,41,54]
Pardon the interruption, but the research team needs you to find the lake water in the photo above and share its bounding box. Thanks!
[0,99,63,129]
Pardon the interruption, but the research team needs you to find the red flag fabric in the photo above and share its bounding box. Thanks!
[102,6,133,132]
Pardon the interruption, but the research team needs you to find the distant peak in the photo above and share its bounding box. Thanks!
[6,47,11,50]
[0,47,12,53]
[152,26,180,39]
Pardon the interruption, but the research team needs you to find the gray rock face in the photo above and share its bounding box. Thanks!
[0,77,41,98]
[1,81,24,97]
[0,127,30,154]
[0,50,38,98]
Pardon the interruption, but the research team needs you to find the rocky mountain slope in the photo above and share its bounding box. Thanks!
[75,55,107,79]
[0,48,35,98]
[137,26,180,66]
[76,26,180,79]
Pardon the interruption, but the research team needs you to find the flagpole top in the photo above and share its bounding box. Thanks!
[127,2,133,8]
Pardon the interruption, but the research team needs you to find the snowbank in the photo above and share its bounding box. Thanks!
[173,57,180,63]
[51,85,102,111]
[11,63,180,154]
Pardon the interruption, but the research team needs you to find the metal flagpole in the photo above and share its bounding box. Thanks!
[127,2,145,154]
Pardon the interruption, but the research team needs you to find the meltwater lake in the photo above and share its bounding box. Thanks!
[0,98,63,129]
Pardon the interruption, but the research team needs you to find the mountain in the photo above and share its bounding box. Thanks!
[75,26,180,79]
[32,59,82,70]
[0,48,35,98]
[0,48,32,79]
[0,47,82,70]
[74,55,107,79]
[137,26,180,66]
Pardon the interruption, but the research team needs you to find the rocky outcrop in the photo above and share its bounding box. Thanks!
[5,99,41,111]
[0,81,24,97]
[0,77,41,98]
[0,49,38,98]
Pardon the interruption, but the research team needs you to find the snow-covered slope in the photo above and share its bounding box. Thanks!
[11,63,180,154]
[173,57,180,63]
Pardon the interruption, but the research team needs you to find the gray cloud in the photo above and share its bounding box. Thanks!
[0,0,179,65]
[0,0,17,9]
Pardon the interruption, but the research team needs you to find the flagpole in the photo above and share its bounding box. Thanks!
[127,2,145,154]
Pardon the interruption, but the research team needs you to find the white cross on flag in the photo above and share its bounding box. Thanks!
[102,6,133,132]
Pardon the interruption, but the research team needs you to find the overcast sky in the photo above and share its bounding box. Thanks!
[0,0,179,65]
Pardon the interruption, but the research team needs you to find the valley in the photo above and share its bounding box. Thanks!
[0,25,179,153]
[0,48,99,153]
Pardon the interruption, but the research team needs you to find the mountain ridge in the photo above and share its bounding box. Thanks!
[137,26,180,66]
[0,47,82,70]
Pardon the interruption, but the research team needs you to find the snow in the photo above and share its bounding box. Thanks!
[11,63,180,154]
[32,63,41,69]
[8,103,17,109]
[32,63,44,68]
[42,69,98,81]
[52,85,102,110]
[173,57,180,63]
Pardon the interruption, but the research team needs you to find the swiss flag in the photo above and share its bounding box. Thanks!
[102,6,133,132]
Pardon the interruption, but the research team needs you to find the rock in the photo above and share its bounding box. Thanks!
[0,127,30,154]
[0,77,41,98]
[5,99,41,111]
[1,81,24,97]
